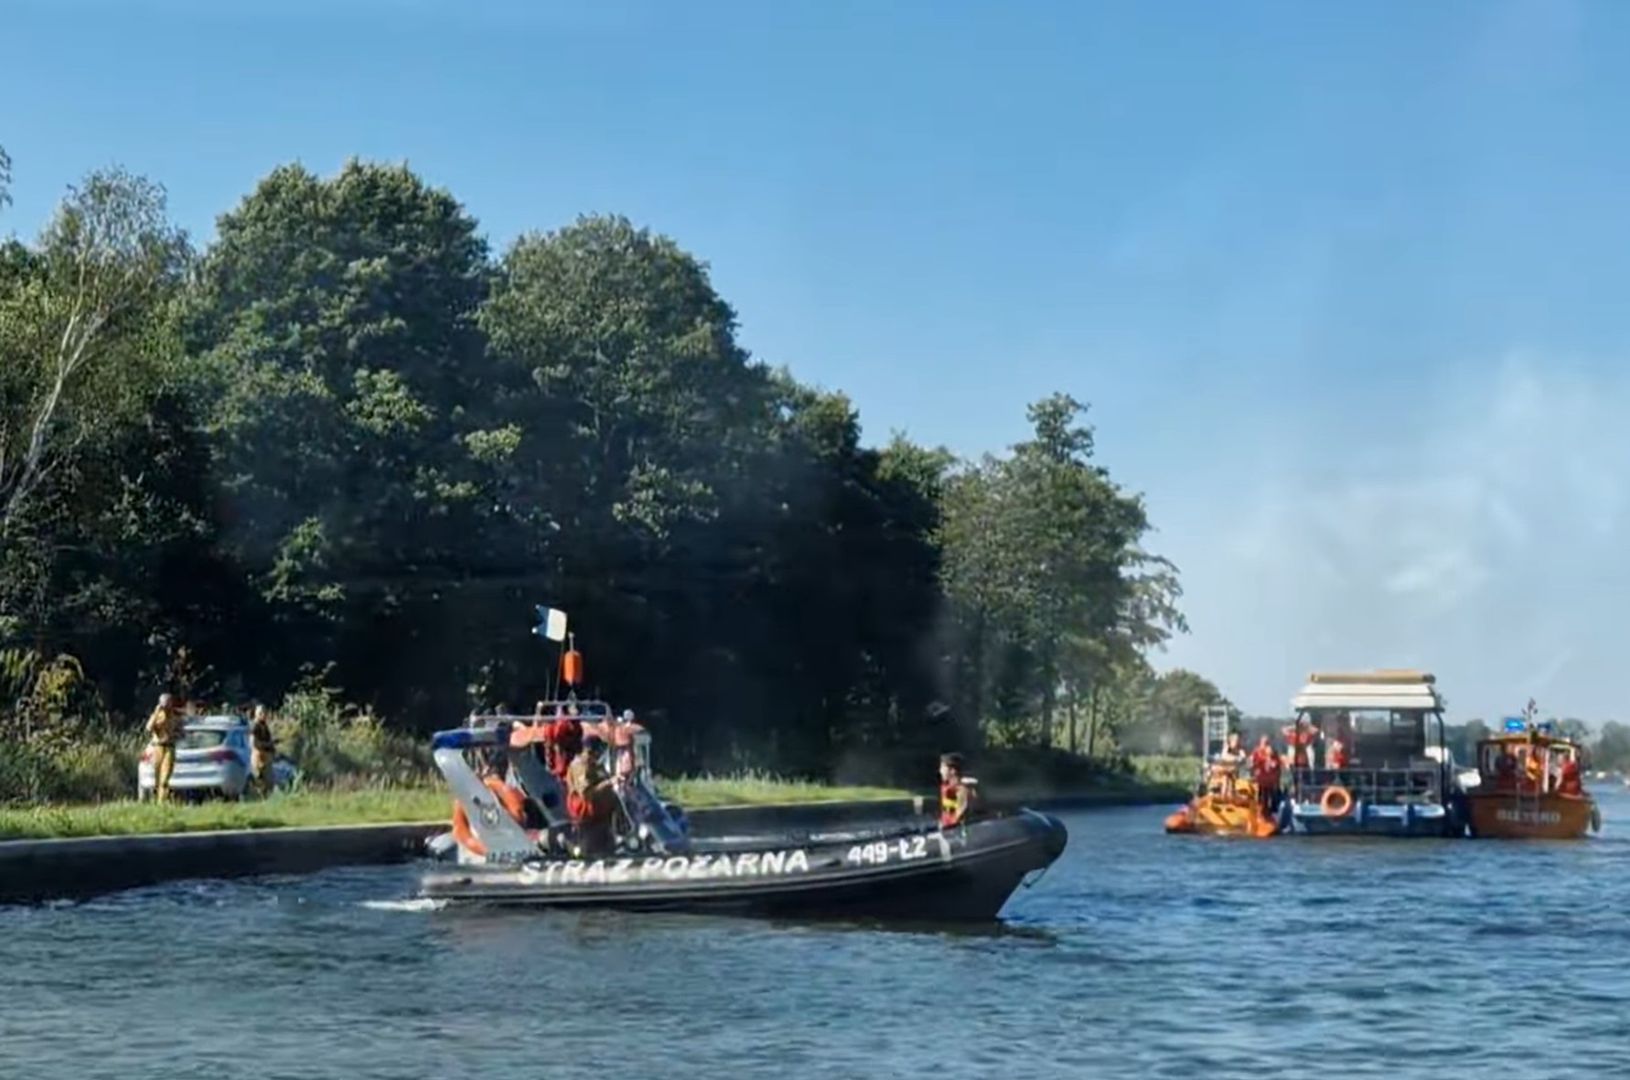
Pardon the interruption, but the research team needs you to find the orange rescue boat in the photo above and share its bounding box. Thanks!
[1164,707,1285,838]
[1164,772,1282,838]
[1465,718,1601,840]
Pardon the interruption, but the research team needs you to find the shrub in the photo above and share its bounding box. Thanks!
[273,687,433,788]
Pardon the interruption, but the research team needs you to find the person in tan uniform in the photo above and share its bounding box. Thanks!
[146,694,184,803]
[249,704,277,797]
[566,734,618,855]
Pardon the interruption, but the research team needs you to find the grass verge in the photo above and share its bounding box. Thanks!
[0,777,914,841]
[0,770,1190,842]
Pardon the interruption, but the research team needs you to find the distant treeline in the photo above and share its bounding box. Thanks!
[0,153,1208,782]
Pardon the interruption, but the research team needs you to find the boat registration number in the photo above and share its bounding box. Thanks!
[845,835,930,866]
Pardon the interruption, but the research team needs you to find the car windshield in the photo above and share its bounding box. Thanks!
[177,729,228,751]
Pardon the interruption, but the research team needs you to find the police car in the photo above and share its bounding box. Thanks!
[137,714,296,801]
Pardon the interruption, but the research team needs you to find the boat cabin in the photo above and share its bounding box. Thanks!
[1287,670,1456,835]
[1476,720,1582,795]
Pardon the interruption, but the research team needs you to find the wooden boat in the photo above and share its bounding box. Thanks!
[1465,716,1601,840]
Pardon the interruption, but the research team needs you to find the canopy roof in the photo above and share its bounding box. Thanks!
[1293,670,1443,712]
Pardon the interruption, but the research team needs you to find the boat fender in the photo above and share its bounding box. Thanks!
[1320,785,1354,819]
[1591,804,1602,834]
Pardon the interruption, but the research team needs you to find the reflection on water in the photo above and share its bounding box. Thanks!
[4,792,1629,1079]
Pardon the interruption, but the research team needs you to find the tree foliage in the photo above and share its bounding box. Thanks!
[1,156,1205,781]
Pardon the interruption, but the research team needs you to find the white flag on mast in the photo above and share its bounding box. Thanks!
[535,606,568,642]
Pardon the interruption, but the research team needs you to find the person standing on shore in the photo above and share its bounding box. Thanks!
[249,705,277,797]
[146,694,184,803]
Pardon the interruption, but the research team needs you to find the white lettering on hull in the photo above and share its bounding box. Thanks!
[518,849,814,888]
[1495,809,1563,826]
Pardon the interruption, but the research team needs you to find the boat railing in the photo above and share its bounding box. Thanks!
[1290,766,1444,806]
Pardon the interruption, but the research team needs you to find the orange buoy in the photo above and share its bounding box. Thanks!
[562,648,583,687]
[1320,784,1354,818]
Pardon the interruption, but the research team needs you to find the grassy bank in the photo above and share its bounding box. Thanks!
[0,777,913,841]
[0,767,1192,841]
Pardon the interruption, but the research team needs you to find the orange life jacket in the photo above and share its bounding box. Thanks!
[940,780,965,827]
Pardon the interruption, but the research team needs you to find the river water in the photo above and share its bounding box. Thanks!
[4,791,1628,1080]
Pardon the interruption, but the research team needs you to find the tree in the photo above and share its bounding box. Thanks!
[186,160,496,715]
[1119,669,1228,755]
[0,168,187,536]
[939,393,1185,750]
[1594,721,1630,772]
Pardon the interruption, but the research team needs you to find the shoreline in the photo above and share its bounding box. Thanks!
[0,787,1181,904]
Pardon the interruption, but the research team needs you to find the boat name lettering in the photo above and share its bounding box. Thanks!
[1494,809,1563,825]
[520,849,811,887]
[845,835,930,867]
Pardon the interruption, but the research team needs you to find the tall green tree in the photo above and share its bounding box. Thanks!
[0,168,222,711]
[0,168,187,536]
[940,393,1184,750]
[1118,668,1228,755]
[186,161,497,716]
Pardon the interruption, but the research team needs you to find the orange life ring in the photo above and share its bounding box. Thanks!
[1320,785,1354,818]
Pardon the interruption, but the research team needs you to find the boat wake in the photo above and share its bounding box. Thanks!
[360,897,446,913]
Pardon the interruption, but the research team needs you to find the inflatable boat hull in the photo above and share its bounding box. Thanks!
[420,811,1067,921]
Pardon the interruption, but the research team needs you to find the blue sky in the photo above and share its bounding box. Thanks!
[7,0,1630,722]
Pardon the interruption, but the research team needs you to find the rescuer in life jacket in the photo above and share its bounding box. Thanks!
[1326,732,1350,770]
[1282,717,1321,771]
[567,733,619,855]
[1558,757,1584,797]
[939,752,975,828]
[544,708,582,782]
[1522,747,1545,792]
[1250,734,1283,814]
[1210,731,1246,799]
[1494,746,1518,790]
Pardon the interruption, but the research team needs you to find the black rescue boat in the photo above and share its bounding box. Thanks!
[423,811,1067,920]
[419,704,1067,921]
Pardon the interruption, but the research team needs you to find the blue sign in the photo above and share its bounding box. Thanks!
[1502,717,1526,733]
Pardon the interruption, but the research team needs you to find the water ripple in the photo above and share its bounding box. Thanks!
[2,791,1627,1078]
